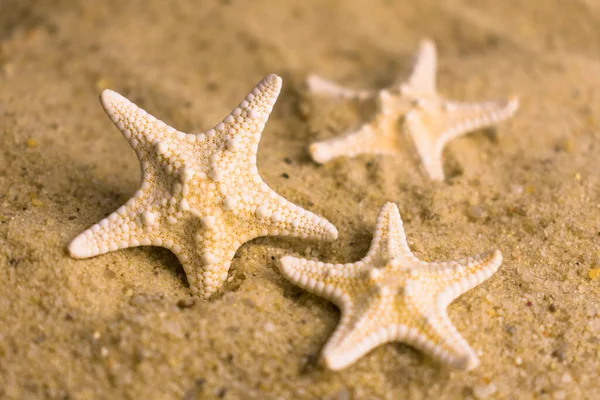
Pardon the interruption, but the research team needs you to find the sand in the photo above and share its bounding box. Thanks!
[1,0,600,398]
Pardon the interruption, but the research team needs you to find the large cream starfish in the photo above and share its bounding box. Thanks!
[307,38,519,181]
[279,202,502,370]
[69,74,338,299]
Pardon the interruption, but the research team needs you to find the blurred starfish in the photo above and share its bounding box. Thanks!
[69,75,338,299]
[279,202,502,370]
[307,38,519,181]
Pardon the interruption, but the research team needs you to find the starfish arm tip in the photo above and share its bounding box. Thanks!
[188,253,235,299]
[99,88,119,106]
[487,248,503,271]
[457,353,480,371]
[277,255,305,278]
[475,248,503,274]
[326,223,339,241]
[190,276,220,300]
[98,89,127,123]
[321,351,349,371]
[439,343,480,370]
[508,95,520,112]
[467,356,481,370]
[381,201,398,212]
[305,73,324,90]
[260,73,283,92]
[492,248,502,259]
[420,37,436,49]
[421,155,446,182]
[278,253,292,265]
[232,73,283,128]
[68,235,92,259]
[291,207,338,240]
[308,143,330,164]
[266,73,282,84]
[426,163,446,181]
[100,88,116,96]
[375,201,401,231]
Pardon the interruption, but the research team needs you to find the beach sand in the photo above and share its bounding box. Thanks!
[1,0,600,398]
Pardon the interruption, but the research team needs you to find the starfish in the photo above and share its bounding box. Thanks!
[278,202,502,370]
[68,74,338,299]
[307,38,519,181]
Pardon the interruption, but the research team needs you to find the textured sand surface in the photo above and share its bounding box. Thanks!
[1,0,600,398]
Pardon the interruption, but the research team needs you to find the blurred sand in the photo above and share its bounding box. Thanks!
[1,0,600,398]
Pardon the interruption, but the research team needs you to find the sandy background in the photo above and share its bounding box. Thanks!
[1,0,600,398]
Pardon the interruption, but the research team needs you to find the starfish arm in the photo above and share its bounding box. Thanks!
[204,74,282,159]
[321,293,395,370]
[100,89,192,157]
[307,74,375,100]
[253,188,338,241]
[405,96,518,180]
[404,110,447,181]
[68,191,165,259]
[364,202,420,265]
[193,233,245,299]
[405,38,438,95]
[408,306,480,370]
[309,112,399,164]
[278,256,368,306]
[435,97,520,154]
[428,249,502,306]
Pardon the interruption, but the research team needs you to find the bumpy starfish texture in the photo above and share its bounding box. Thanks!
[69,74,338,299]
[279,202,502,370]
[307,38,519,181]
